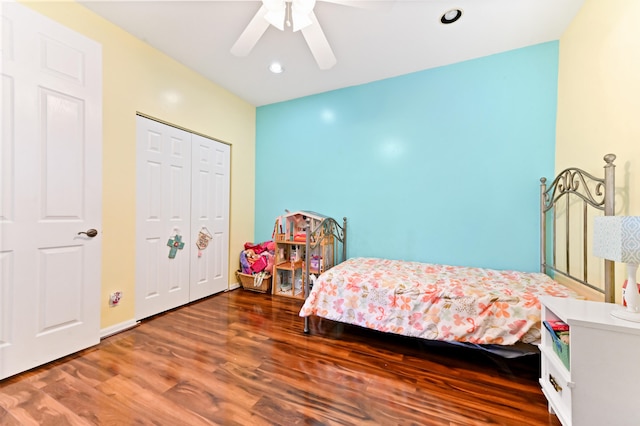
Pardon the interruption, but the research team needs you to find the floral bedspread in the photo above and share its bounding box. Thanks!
[299,257,578,345]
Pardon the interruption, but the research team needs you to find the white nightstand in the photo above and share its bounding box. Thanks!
[539,296,640,426]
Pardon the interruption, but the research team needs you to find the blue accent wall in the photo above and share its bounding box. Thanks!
[255,42,558,272]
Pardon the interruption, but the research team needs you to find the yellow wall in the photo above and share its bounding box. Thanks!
[556,0,640,301]
[22,1,256,330]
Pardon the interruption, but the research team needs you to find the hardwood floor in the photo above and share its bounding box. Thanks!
[0,289,561,426]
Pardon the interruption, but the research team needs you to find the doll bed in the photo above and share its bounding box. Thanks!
[300,154,617,349]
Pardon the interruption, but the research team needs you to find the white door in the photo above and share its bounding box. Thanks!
[190,134,230,301]
[135,116,191,320]
[0,2,102,379]
[136,117,230,319]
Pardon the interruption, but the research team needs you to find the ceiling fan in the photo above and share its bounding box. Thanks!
[231,0,355,70]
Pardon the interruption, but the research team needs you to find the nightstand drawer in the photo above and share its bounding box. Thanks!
[541,354,572,424]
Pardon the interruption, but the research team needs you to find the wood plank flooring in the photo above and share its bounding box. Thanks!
[0,289,561,425]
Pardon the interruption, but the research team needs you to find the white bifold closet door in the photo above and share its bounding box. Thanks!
[135,116,229,321]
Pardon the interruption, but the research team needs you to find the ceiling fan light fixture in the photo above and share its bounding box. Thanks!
[235,0,335,70]
[291,0,316,31]
[263,0,286,30]
[441,8,463,24]
[265,11,285,31]
[261,0,317,32]
[294,0,316,11]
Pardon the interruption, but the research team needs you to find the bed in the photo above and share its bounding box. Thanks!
[299,154,617,351]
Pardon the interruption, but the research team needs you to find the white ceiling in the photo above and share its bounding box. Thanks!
[79,0,585,106]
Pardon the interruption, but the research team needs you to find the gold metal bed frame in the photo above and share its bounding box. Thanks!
[540,153,616,302]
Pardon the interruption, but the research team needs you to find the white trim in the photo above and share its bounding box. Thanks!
[284,210,328,221]
[100,320,140,339]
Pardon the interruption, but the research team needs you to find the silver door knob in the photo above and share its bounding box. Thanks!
[78,229,98,237]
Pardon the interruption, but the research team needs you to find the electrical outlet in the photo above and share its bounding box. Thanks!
[110,291,122,306]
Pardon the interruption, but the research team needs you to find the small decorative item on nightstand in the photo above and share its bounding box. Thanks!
[594,216,640,322]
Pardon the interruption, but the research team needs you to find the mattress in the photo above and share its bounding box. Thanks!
[299,257,579,345]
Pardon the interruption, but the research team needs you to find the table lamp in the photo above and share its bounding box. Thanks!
[594,216,640,321]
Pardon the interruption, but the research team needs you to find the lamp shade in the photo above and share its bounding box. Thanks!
[593,216,640,263]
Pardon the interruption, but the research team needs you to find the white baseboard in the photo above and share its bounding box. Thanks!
[100,285,240,339]
[100,319,139,339]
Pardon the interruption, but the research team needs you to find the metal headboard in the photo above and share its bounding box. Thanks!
[540,154,616,302]
[303,216,347,333]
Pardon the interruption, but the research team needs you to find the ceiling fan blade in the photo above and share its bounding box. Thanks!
[319,0,391,10]
[231,5,271,57]
[300,12,336,70]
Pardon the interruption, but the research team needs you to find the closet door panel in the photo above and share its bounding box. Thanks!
[135,116,191,320]
[190,134,229,300]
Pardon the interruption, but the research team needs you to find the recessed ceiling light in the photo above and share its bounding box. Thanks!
[441,8,463,24]
[269,62,284,74]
